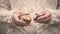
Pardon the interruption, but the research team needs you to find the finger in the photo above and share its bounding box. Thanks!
[37,17,51,23]
[39,16,52,23]
[12,13,24,22]
[15,15,30,25]
[43,16,52,22]
[23,12,29,15]
[37,11,51,20]
[36,12,45,16]
[16,16,25,23]
[15,17,28,26]
[41,10,51,18]
[12,12,30,26]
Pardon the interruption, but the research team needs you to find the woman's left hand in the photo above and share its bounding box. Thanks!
[35,10,52,23]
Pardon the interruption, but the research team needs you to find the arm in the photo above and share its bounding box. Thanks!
[0,8,12,23]
[0,0,12,23]
[47,9,60,25]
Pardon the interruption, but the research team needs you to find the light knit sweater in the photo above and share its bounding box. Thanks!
[0,0,60,34]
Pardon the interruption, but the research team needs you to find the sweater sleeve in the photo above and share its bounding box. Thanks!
[47,9,60,25]
[0,0,12,24]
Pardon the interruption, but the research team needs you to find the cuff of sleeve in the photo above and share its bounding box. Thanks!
[0,15,12,24]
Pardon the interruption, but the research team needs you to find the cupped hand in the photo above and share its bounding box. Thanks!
[35,10,52,23]
[12,11,30,26]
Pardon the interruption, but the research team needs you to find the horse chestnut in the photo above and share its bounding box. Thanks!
[19,15,31,23]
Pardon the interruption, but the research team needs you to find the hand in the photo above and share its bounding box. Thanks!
[35,10,52,23]
[12,11,30,26]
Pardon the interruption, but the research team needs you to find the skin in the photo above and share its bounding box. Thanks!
[36,10,52,23]
[12,10,52,26]
[12,11,30,26]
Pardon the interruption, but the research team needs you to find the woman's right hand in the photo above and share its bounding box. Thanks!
[12,11,30,26]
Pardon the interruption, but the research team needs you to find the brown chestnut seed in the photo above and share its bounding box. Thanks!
[34,15,40,20]
[19,15,31,23]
